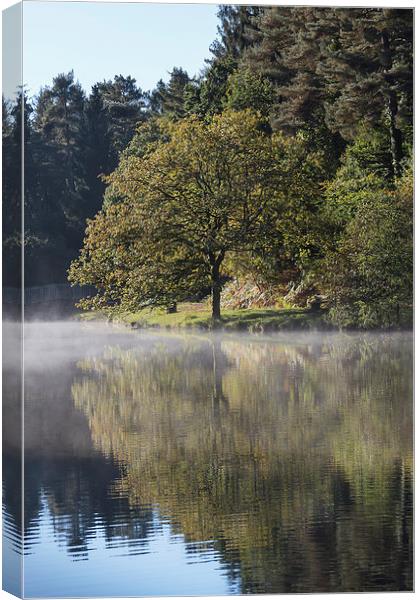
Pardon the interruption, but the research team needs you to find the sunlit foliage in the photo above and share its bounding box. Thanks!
[69,110,324,319]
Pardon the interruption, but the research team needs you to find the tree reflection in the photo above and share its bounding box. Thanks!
[3,349,155,562]
[71,333,413,592]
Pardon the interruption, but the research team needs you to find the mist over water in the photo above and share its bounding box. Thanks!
[3,321,413,596]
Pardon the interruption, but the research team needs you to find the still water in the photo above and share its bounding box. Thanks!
[3,323,413,596]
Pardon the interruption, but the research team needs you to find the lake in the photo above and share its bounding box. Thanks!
[3,322,413,596]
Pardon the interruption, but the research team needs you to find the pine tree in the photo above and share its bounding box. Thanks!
[33,71,87,225]
[246,8,339,131]
[149,68,191,119]
[320,8,413,178]
[83,84,112,216]
[2,93,23,287]
[247,7,412,175]
[96,75,146,163]
[194,56,237,117]
[185,5,263,119]
[210,5,262,60]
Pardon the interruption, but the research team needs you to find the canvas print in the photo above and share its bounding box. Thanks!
[2,1,413,598]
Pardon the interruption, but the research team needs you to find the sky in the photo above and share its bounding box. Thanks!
[21,1,220,99]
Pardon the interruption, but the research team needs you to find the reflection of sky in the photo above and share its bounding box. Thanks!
[2,520,22,598]
[23,496,237,598]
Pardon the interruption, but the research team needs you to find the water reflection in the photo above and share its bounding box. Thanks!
[3,324,413,596]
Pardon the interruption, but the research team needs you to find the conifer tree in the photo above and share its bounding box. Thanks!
[211,5,262,60]
[2,93,23,287]
[149,68,191,119]
[246,8,345,135]
[320,8,413,178]
[83,84,112,215]
[33,71,87,226]
[96,75,146,163]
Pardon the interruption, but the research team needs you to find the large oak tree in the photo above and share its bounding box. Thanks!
[69,109,322,319]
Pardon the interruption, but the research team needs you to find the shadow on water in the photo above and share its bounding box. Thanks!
[3,322,413,596]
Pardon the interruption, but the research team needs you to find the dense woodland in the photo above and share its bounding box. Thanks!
[3,6,413,328]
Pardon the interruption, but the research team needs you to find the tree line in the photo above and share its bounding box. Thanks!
[3,6,413,327]
[3,72,152,286]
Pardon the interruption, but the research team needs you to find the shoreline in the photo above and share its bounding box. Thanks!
[78,306,330,333]
[76,305,412,334]
[76,305,411,334]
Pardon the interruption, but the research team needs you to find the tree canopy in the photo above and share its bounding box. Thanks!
[69,110,324,319]
[3,6,413,328]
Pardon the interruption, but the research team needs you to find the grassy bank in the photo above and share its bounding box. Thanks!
[79,303,330,333]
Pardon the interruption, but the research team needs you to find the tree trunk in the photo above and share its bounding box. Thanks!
[382,31,403,179]
[387,91,403,179]
[211,340,225,419]
[211,264,221,321]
